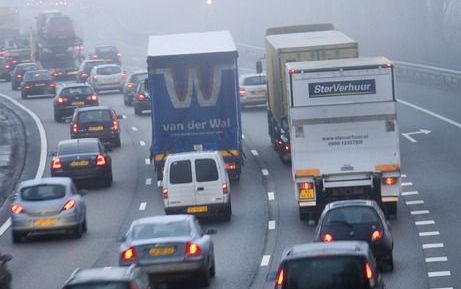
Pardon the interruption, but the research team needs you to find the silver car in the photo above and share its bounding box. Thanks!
[86,64,126,93]
[119,215,216,287]
[239,73,267,107]
[10,177,87,243]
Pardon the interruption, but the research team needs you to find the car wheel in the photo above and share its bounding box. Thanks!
[82,218,88,233]
[198,266,211,288]
[209,256,216,277]
[73,222,83,238]
[222,202,232,222]
[12,231,24,243]
[54,113,62,122]
[123,96,129,106]
[114,137,121,148]
[104,171,113,187]
[21,93,27,99]
[380,253,394,272]
[134,105,141,115]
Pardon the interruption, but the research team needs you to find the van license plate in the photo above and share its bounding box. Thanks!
[187,206,208,213]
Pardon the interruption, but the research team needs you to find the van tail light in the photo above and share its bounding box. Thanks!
[371,229,383,241]
[52,157,62,169]
[71,123,78,134]
[186,242,202,257]
[162,187,168,199]
[239,87,246,97]
[322,233,333,242]
[224,162,236,170]
[63,199,76,211]
[11,203,25,214]
[96,155,106,166]
[276,268,285,288]
[382,177,397,186]
[112,120,119,131]
[121,247,136,263]
[137,93,145,100]
[222,183,229,194]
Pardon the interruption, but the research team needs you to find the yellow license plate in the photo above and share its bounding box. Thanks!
[89,126,104,132]
[187,206,208,213]
[149,247,175,256]
[35,218,56,227]
[72,101,85,106]
[300,189,314,199]
[71,160,89,167]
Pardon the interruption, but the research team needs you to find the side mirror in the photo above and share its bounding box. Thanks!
[117,114,123,120]
[7,194,17,201]
[256,60,263,74]
[205,228,217,235]
[118,235,127,242]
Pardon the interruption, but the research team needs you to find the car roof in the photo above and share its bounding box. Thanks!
[60,83,92,89]
[83,59,105,64]
[131,214,191,226]
[75,105,111,113]
[18,177,72,189]
[166,151,221,160]
[15,63,37,67]
[58,138,100,147]
[240,73,266,78]
[325,199,377,211]
[67,266,137,285]
[94,64,121,70]
[283,241,369,261]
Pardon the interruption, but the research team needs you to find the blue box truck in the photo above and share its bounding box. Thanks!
[147,31,243,181]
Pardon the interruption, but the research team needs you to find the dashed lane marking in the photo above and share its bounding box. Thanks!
[261,169,269,176]
[260,255,271,266]
[420,231,440,237]
[423,243,444,249]
[131,127,138,131]
[145,158,151,165]
[415,220,435,226]
[0,218,11,236]
[145,178,152,185]
[411,210,430,215]
[426,257,448,263]
[401,174,407,178]
[428,271,451,278]
[268,220,276,230]
[122,114,127,119]
[251,150,259,156]
[140,141,146,146]
[139,202,147,211]
[242,134,245,139]
[267,192,275,201]
[406,200,424,205]
[402,182,413,186]
[402,191,419,196]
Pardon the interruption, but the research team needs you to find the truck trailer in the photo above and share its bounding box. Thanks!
[287,57,401,221]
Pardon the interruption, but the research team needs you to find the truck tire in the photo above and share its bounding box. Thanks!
[383,202,397,219]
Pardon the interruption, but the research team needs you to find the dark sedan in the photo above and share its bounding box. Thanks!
[54,84,99,122]
[50,138,113,187]
[133,80,151,115]
[11,63,41,90]
[119,215,216,287]
[21,70,56,99]
[123,71,147,105]
[90,45,121,65]
[313,200,394,272]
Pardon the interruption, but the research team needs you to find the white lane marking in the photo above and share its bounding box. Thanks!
[0,93,47,237]
[398,98,461,130]
[401,174,407,178]
[402,182,413,186]
[420,231,440,237]
[242,134,245,139]
[268,220,276,230]
[423,243,444,249]
[145,158,151,165]
[415,220,435,226]
[122,114,127,119]
[260,255,271,266]
[140,141,146,146]
[145,178,152,185]
[401,129,431,143]
[251,150,259,156]
[401,191,418,196]
[428,271,451,278]
[131,126,138,131]
[426,257,448,263]
[139,202,147,211]
[157,181,162,188]
[430,288,453,289]
[411,210,430,215]
[406,200,424,205]
[261,169,269,176]
[267,192,275,201]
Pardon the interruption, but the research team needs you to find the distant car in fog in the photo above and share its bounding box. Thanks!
[90,45,121,65]
[86,64,126,93]
[239,73,267,108]
[53,84,99,122]
[133,79,151,115]
[123,71,148,105]
[21,70,56,99]
[11,62,41,90]
[76,59,105,83]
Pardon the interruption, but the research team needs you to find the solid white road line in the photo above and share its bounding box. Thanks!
[402,182,413,186]
[411,210,430,215]
[140,141,146,146]
[428,271,451,278]
[406,200,424,205]
[426,257,448,263]
[261,169,269,176]
[402,191,419,196]
[401,174,407,178]
[268,220,276,230]
[145,158,151,165]
[420,231,440,237]
[0,218,12,236]
[251,150,259,156]
[260,255,271,266]
[145,178,152,185]
[415,220,435,226]
[267,192,275,201]
[131,126,138,131]
[139,202,147,211]
[431,288,453,289]
[423,243,444,249]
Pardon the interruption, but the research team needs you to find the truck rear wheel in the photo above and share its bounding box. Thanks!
[383,202,397,219]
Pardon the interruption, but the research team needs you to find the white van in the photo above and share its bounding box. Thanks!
[162,151,232,221]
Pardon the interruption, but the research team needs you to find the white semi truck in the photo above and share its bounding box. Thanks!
[286,57,401,221]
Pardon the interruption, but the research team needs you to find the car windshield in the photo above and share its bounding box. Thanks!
[242,75,266,86]
[77,110,112,123]
[130,73,147,83]
[132,221,190,240]
[61,87,93,97]
[24,71,52,81]
[325,207,381,225]
[284,256,368,289]
[68,282,129,289]
[97,66,121,75]
[58,141,100,155]
[16,65,38,73]
[20,184,66,201]
[96,46,117,53]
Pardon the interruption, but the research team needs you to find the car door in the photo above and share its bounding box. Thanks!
[194,157,223,206]
[166,159,196,208]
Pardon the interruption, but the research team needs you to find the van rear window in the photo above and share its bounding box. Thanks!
[170,160,192,184]
[195,159,219,182]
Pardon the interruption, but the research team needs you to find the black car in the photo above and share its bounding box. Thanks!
[51,138,113,187]
[11,62,41,90]
[313,200,394,272]
[0,57,11,81]
[91,45,121,65]
[62,266,150,289]
[274,241,385,289]
[70,106,122,148]
[54,84,99,122]
[123,71,148,105]
[0,253,12,289]
[133,79,151,115]
[3,48,32,74]
[76,59,105,83]
[21,70,56,99]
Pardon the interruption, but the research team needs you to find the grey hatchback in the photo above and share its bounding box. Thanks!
[10,177,87,243]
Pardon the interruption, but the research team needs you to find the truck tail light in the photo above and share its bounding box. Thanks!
[121,247,136,263]
[186,242,202,256]
[382,177,397,186]
[371,229,383,241]
[52,157,62,169]
[239,87,246,97]
[11,203,25,214]
[137,93,145,100]
[224,162,236,170]
[299,182,313,190]
[222,183,229,194]
[63,199,76,211]
[162,187,168,199]
[322,233,333,242]
[96,155,106,166]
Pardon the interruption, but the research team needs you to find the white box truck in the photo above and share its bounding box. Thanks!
[286,57,401,221]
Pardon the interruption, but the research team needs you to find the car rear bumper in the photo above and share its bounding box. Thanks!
[240,96,267,106]
[93,83,123,91]
[137,259,206,280]
[55,104,97,117]
[52,166,109,180]
[134,100,151,110]
[23,87,55,96]
[72,131,120,145]
[11,213,80,232]
[165,202,229,217]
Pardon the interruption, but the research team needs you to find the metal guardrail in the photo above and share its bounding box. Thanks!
[393,60,461,88]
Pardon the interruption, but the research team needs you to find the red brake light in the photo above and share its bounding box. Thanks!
[16,74,23,78]
[239,87,246,97]
[222,183,229,194]
[117,52,122,57]
[72,123,78,134]
[92,75,98,81]
[4,64,10,69]
[96,154,106,166]
[49,82,56,88]
[365,262,373,280]
[112,120,119,130]
[289,68,298,74]
[162,187,168,199]
[224,162,236,170]
[371,229,383,241]
[186,242,202,256]
[127,83,134,89]
[87,94,98,101]
[137,93,145,100]
[276,268,285,286]
[63,199,76,211]
[299,182,313,190]
[322,233,333,242]
[52,157,62,169]
[382,177,397,186]
[11,203,24,214]
[121,247,136,262]
[284,144,290,151]
[80,72,88,77]
[57,96,66,104]
[24,85,31,90]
